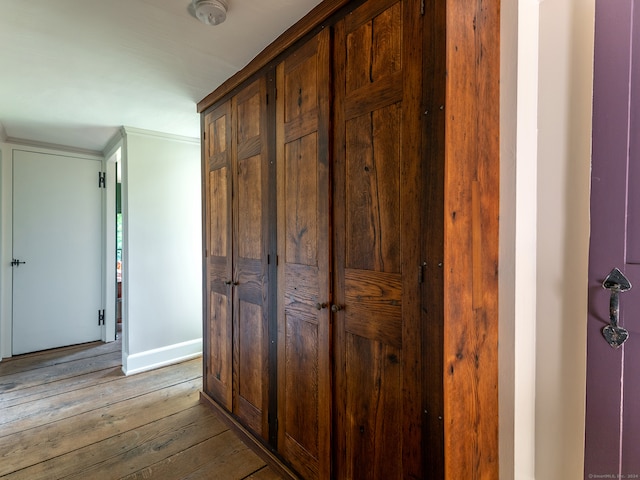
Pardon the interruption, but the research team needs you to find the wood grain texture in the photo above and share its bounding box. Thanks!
[0,350,122,406]
[203,101,234,411]
[344,334,402,480]
[209,168,228,257]
[333,1,425,477]
[208,290,230,402]
[344,106,401,273]
[444,0,500,476]
[276,28,331,480]
[231,76,271,442]
[203,78,273,445]
[197,0,500,477]
[237,154,263,260]
[201,393,301,480]
[0,340,284,480]
[120,431,265,480]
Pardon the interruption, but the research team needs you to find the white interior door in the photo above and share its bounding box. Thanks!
[12,149,103,355]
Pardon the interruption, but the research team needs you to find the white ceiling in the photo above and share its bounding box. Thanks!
[0,0,322,153]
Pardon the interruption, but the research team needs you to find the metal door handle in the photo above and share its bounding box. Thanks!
[331,304,344,313]
[10,259,26,267]
[602,267,631,348]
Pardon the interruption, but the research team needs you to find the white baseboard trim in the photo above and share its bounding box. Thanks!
[122,338,202,376]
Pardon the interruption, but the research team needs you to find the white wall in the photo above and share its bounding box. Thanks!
[503,0,595,478]
[500,0,539,477]
[536,0,594,476]
[120,127,202,375]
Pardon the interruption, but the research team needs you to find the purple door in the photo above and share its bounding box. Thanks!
[585,0,640,477]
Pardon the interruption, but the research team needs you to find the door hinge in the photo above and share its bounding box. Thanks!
[98,171,106,188]
[98,309,105,326]
[421,0,425,15]
[203,131,206,140]
[268,413,279,435]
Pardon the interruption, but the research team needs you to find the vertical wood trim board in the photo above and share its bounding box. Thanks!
[444,0,501,478]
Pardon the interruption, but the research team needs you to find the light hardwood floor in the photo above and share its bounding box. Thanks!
[0,338,283,480]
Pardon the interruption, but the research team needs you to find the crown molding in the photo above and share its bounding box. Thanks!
[103,129,125,159]
[3,135,104,158]
[121,126,200,145]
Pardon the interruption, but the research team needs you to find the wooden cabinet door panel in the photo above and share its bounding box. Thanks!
[276,29,331,480]
[203,102,233,411]
[333,0,424,478]
[232,77,271,440]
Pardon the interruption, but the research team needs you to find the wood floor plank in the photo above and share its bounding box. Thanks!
[0,359,201,435]
[0,378,202,476]
[245,467,288,480]
[70,406,227,480]
[0,365,123,408]
[1,406,224,480]
[0,350,122,395]
[120,430,268,480]
[0,340,287,480]
[0,341,119,377]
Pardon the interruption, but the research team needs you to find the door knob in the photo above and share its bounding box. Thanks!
[316,302,327,310]
[331,304,344,313]
[602,267,631,348]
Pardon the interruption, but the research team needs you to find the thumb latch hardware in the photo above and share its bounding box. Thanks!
[602,267,631,348]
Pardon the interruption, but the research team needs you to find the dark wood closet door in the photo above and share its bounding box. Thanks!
[203,101,233,411]
[232,77,271,440]
[333,0,424,478]
[276,29,331,480]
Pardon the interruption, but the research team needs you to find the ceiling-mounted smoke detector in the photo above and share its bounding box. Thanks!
[193,0,228,26]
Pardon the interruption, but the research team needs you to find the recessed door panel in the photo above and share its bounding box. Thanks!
[236,299,266,435]
[345,334,402,480]
[345,106,401,273]
[237,155,262,260]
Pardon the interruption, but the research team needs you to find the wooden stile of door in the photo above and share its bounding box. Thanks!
[332,0,425,478]
[275,29,331,480]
